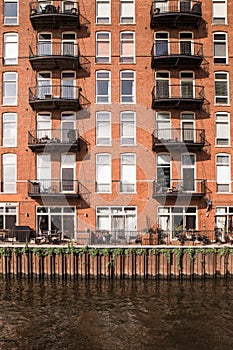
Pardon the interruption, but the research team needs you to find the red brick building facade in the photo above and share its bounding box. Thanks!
[0,0,232,242]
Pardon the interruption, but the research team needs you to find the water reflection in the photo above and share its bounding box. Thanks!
[0,278,233,349]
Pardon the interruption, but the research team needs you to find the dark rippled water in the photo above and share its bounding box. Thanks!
[0,278,233,350]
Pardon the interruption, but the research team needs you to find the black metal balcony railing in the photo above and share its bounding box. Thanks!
[29,1,90,33]
[28,129,83,152]
[152,128,205,151]
[152,84,204,110]
[151,41,203,68]
[29,85,90,111]
[153,179,206,198]
[29,43,90,75]
[28,179,90,205]
[150,0,202,28]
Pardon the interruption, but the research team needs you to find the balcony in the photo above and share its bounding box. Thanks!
[152,84,204,110]
[30,1,90,34]
[28,129,89,153]
[153,179,206,199]
[28,179,90,205]
[29,43,90,77]
[150,0,202,29]
[29,85,90,111]
[152,128,205,152]
[151,41,203,69]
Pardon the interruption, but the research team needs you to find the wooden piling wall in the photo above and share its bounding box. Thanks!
[0,246,233,278]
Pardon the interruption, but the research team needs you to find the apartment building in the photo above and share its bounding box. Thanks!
[0,0,232,242]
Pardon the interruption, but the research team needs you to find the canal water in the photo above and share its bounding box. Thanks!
[0,278,232,350]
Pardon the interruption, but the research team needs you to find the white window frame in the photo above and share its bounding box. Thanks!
[37,153,51,192]
[96,32,111,64]
[120,0,135,24]
[120,31,135,64]
[96,153,112,193]
[96,111,111,146]
[214,71,229,105]
[96,71,111,104]
[181,153,196,192]
[213,32,227,64]
[120,153,136,193]
[215,112,230,146]
[216,153,230,193]
[156,112,171,140]
[37,71,52,99]
[4,0,18,25]
[120,111,136,145]
[0,203,18,229]
[212,0,227,25]
[36,206,76,240]
[96,0,111,24]
[120,70,135,104]
[180,71,194,99]
[62,32,76,56]
[2,113,17,147]
[61,153,76,193]
[38,32,52,56]
[3,72,17,105]
[156,153,171,189]
[36,113,51,140]
[4,33,18,65]
[61,71,76,99]
[157,206,197,239]
[2,153,17,193]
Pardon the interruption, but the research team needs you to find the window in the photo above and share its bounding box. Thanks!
[156,154,171,189]
[3,72,17,105]
[156,112,171,140]
[120,0,135,24]
[213,0,227,24]
[158,207,197,239]
[96,153,111,192]
[120,71,135,103]
[181,112,195,142]
[120,153,136,192]
[3,33,18,65]
[179,32,193,55]
[215,72,229,104]
[213,32,227,64]
[2,113,17,147]
[120,32,135,63]
[38,33,52,56]
[215,207,233,234]
[96,206,137,241]
[155,71,170,98]
[37,154,51,192]
[37,113,51,140]
[96,0,110,24]
[2,153,16,193]
[61,112,76,143]
[216,154,230,192]
[180,72,194,99]
[62,33,76,56]
[61,71,75,99]
[182,154,195,191]
[154,32,168,57]
[61,153,75,192]
[0,203,17,230]
[120,111,136,145]
[96,32,111,64]
[96,71,111,103]
[4,1,18,25]
[215,112,230,146]
[96,111,111,145]
[37,72,51,99]
[37,207,75,240]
